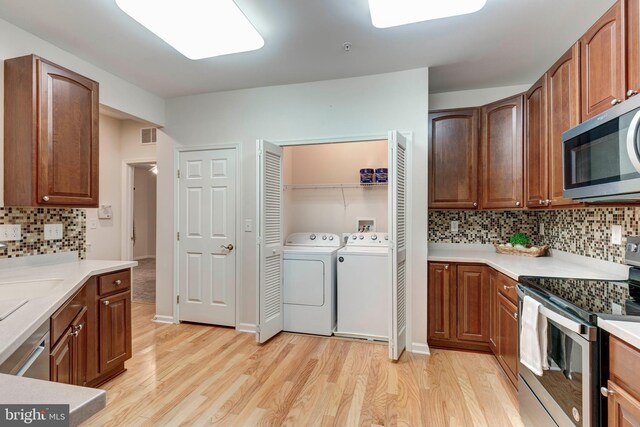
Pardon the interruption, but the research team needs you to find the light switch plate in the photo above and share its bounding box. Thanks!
[539,222,545,236]
[612,225,623,245]
[44,224,63,241]
[0,224,21,241]
[244,219,253,232]
[450,221,459,233]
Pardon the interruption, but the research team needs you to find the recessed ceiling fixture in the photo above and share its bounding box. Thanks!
[115,0,264,60]
[368,0,488,28]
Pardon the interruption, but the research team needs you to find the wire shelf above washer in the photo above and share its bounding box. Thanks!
[283,182,388,190]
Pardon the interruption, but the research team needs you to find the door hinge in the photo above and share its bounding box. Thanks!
[177,232,180,241]
[256,325,261,333]
[177,295,180,304]
[177,169,181,179]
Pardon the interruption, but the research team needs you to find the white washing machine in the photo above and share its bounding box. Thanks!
[336,232,389,341]
[283,232,342,336]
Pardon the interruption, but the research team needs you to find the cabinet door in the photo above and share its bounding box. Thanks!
[480,94,524,209]
[497,293,518,387]
[627,0,640,97]
[38,59,99,206]
[71,307,88,386]
[548,44,583,207]
[456,265,490,343]
[427,263,453,341]
[489,269,498,353]
[580,1,625,120]
[428,109,479,209]
[99,291,132,373]
[525,75,549,208]
[607,381,640,427]
[50,327,74,384]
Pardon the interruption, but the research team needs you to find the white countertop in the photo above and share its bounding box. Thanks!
[0,255,137,365]
[428,243,630,282]
[598,318,640,350]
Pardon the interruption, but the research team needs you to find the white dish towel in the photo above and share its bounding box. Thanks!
[519,295,549,376]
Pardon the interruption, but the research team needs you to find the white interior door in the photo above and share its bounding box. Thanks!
[256,139,284,344]
[178,148,237,326]
[388,131,408,360]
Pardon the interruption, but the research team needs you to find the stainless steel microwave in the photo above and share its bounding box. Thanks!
[563,95,640,202]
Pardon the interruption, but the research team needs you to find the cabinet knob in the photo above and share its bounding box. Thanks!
[74,324,83,331]
[473,202,478,207]
[515,201,521,207]
[611,99,622,106]
[114,279,122,286]
[538,200,544,205]
[514,312,518,320]
[69,330,79,337]
[628,89,638,97]
[545,199,552,205]
[42,196,50,202]
[601,387,615,397]
[103,300,110,306]
[444,265,449,270]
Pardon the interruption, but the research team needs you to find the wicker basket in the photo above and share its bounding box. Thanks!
[494,244,549,257]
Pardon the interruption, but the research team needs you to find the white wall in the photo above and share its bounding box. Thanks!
[283,141,388,237]
[161,69,429,351]
[86,116,157,260]
[133,167,157,259]
[428,84,532,110]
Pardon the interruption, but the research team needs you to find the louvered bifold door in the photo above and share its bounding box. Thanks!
[256,140,284,344]
[388,131,408,360]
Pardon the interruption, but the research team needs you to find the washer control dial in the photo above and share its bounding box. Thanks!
[310,234,316,240]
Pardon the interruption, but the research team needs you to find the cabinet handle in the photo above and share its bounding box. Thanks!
[504,285,516,290]
[515,201,521,207]
[628,90,638,97]
[42,196,50,202]
[545,199,552,205]
[473,202,478,207]
[114,279,122,286]
[611,99,622,106]
[103,300,110,306]
[601,387,615,397]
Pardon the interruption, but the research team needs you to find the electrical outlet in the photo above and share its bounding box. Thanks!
[44,224,63,241]
[612,302,623,315]
[612,225,623,245]
[0,224,21,241]
[450,221,459,233]
[539,222,545,236]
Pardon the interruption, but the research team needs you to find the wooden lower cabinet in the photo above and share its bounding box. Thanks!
[605,336,640,426]
[427,262,490,352]
[489,269,498,353]
[607,381,640,426]
[50,269,132,387]
[496,293,518,388]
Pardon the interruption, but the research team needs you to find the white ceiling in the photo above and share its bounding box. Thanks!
[0,0,615,98]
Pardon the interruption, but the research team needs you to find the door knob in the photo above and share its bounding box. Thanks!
[220,244,234,251]
[628,89,638,97]
[42,196,50,202]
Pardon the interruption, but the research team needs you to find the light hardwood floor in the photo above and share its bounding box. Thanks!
[84,303,524,426]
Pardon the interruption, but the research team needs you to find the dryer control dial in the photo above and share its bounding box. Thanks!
[310,234,316,240]
[359,235,364,240]
[351,235,357,240]
[371,234,378,240]
[322,235,327,240]
[329,236,334,241]
[384,235,389,240]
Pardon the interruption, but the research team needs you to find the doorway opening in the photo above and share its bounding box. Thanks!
[130,163,157,304]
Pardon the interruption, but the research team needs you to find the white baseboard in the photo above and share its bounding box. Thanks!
[409,342,431,355]
[237,323,256,333]
[152,315,176,324]
[134,255,156,261]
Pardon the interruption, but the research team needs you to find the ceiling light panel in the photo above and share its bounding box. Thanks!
[368,0,487,28]
[115,0,264,60]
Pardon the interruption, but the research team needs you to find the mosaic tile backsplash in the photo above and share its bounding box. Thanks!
[428,207,640,264]
[0,208,86,259]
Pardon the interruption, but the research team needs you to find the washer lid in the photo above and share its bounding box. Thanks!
[338,246,389,256]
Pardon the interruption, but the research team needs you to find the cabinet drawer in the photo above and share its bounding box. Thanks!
[610,336,640,402]
[497,273,518,304]
[98,270,131,296]
[51,286,86,347]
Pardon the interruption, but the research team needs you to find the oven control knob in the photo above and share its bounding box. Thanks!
[627,243,638,253]
[310,234,316,240]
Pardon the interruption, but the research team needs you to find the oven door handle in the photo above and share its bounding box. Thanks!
[539,305,585,335]
[626,109,640,174]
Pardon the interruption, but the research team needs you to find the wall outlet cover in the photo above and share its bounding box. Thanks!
[612,225,623,245]
[539,222,545,236]
[44,224,64,241]
[450,221,459,233]
[0,224,21,241]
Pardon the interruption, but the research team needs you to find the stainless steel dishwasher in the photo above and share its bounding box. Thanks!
[0,321,50,380]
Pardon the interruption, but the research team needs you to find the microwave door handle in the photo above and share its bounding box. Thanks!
[626,109,640,173]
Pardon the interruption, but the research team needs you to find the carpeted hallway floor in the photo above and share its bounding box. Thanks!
[132,258,156,304]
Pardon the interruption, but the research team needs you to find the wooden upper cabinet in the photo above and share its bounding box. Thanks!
[428,109,479,209]
[580,1,625,120]
[480,94,524,209]
[525,75,549,208]
[4,55,99,207]
[626,0,640,97]
[456,265,490,343]
[427,263,453,342]
[548,44,583,207]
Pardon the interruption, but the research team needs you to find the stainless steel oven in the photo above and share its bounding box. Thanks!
[562,94,640,202]
[517,285,598,427]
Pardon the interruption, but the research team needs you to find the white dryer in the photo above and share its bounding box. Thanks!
[283,232,342,336]
[336,232,389,341]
